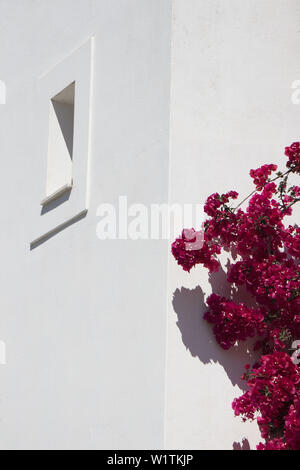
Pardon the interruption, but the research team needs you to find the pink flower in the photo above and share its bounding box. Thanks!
[250,164,278,189]
[285,142,300,173]
[172,143,300,449]
[204,294,265,350]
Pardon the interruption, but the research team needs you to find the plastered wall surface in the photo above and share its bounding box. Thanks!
[165,0,300,450]
[0,0,171,449]
[0,0,299,450]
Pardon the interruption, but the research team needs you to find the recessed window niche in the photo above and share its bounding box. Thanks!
[32,37,94,248]
[41,82,75,206]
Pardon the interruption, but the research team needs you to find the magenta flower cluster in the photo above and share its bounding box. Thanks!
[285,142,300,173]
[204,294,265,351]
[233,352,300,450]
[172,143,300,450]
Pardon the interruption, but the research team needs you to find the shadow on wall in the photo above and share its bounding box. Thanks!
[172,262,261,450]
[41,187,72,215]
[233,438,251,450]
[172,263,259,392]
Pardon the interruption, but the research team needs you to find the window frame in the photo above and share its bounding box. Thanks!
[31,37,94,247]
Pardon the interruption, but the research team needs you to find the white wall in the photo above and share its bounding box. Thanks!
[0,0,171,449]
[0,0,299,450]
[165,0,300,450]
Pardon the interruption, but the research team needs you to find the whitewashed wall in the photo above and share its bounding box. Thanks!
[165,0,300,450]
[0,0,299,450]
[0,0,171,450]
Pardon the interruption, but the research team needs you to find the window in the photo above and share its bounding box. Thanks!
[41,82,75,206]
[31,37,94,248]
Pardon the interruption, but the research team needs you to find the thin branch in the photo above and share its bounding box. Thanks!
[233,169,292,212]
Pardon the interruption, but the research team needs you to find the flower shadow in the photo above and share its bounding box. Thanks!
[172,265,259,391]
[233,438,251,450]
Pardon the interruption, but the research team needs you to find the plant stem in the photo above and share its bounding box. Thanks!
[233,169,292,212]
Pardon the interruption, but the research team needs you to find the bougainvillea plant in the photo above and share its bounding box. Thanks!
[172,142,300,450]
